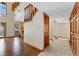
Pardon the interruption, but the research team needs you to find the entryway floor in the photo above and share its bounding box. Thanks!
[38,39,73,56]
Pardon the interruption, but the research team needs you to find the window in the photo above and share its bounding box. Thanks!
[0,2,7,16]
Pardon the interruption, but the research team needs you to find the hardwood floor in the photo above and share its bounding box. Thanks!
[0,37,41,56]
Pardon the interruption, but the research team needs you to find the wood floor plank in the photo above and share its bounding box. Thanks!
[0,37,41,56]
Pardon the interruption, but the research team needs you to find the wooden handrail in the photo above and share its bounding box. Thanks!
[24,4,38,22]
[53,35,69,39]
[12,2,19,11]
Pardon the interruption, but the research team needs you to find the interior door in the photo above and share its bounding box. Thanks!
[44,13,49,48]
[76,16,79,55]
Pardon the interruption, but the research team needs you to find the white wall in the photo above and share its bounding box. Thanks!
[49,19,53,39]
[24,11,44,50]
[15,3,45,50]
[53,21,70,37]
[0,3,14,37]
[49,18,70,39]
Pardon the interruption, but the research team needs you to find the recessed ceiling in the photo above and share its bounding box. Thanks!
[31,2,75,19]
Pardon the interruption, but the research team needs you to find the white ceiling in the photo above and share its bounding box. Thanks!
[31,2,75,20]
[14,2,75,22]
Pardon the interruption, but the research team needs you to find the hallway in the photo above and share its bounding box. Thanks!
[38,39,73,56]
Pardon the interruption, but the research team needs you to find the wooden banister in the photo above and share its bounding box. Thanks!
[24,4,38,22]
[12,2,19,11]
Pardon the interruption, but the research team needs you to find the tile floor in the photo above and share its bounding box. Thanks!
[38,38,73,56]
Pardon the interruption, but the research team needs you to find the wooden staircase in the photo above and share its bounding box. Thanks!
[12,2,19,11]
[24,4,38,22]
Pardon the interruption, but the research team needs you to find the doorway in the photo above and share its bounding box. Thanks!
[14,22,24,38]
[0,22,6,37]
